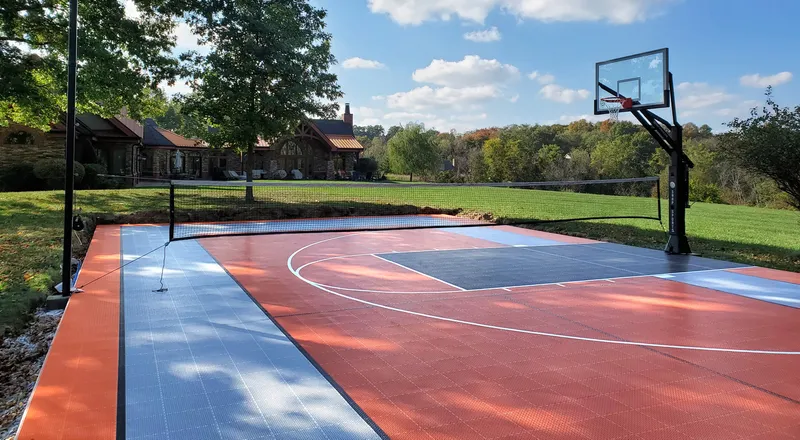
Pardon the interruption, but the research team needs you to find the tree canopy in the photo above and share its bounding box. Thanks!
[722,88,800,208]
[387,123,440,181]
[1,0,181,129]
[180,0,342,196]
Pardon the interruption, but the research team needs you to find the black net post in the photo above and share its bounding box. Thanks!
[61,0,79,296]
[169,182,175,242]
[657,178,662,224]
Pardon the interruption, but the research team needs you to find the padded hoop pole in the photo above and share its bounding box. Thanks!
[665,124,691,254]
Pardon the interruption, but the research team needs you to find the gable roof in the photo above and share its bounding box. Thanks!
[142,119,204,148]
[310,119,355,136]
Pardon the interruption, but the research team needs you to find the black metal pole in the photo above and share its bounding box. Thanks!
[665,124,691,254]
[61,0,78,295]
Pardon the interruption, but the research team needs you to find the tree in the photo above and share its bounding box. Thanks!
[387,123,439,181]
[386,125,402,142]
[181,0,342,201]
[363,137,389,176]
[353,124,385,140]
[1,0,180,129]
[155,102,207,138]
[722,88,800,208]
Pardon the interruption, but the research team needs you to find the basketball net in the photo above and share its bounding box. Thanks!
[600,97,632,122]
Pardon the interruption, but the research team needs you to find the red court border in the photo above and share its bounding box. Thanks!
[17,226,121,440]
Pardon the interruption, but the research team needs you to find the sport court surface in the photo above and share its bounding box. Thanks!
[17,216,800,439]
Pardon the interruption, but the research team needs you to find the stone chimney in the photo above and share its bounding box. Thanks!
[343,103,353,125]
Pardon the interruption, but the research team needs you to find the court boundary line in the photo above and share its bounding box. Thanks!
[287,234,800,356]
[371,254,467,291]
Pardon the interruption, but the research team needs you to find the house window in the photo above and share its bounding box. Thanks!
[3,130,35,145]
[278,140,312,174]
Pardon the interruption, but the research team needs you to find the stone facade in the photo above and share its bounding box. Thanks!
[0,125,63,170]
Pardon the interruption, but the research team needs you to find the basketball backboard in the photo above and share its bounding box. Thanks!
[595,48,669,115]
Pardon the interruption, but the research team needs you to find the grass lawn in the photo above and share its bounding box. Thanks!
[1,184,798,335]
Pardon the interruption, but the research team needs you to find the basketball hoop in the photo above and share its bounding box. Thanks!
[600,97,633,122]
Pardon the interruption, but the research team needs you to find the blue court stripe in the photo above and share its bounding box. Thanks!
[439,227,569,247]
[657,271,800,308]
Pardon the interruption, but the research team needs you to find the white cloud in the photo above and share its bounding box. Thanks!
[739,72,793,88]
[371,95,386,101]
[676,82,734,110]
[360,118,384,126]
[386,85,500,110]
[649,58,662,69]
[464,26,502,42]
[711,100,760,117]
[342,57,386,69]
[174,22,210,55]
[412,55,520,88]
[123,0,141,19]
[550,113,634,124]
[160,79,195,96]
[539,84,590,104]
[509,94,520,103]
[351,106,384,119]
[384,111,438,120]
[367,0,671,26]
[528,71,555,85]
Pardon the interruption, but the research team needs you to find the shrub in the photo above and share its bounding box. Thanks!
[354,157,378,175]
[82,163,107,189]
[0,163,44,191]
[689,179,724,204]
[33,159,85,189]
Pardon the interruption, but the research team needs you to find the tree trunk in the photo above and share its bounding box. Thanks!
[245,145,255,203]
[409,173,413,182]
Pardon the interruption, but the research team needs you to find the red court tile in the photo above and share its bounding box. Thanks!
[730,266,800,285]
[203,229,800,440]
[17,226,121,440]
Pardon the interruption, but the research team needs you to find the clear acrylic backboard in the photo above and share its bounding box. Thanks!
[595,48,669,115]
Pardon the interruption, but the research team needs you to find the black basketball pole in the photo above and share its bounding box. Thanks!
[664,73,691,254]
[61,0,78,295]
[603,75,692,254]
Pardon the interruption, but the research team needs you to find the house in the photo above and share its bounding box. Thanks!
[141,103,364,180]
[0,114,142,177]
[1,104,365,183]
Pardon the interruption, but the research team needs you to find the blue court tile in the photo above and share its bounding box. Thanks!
[659,271,800,308]
[126,414,167,439]
[440,226,568,246]
[121,225,380,439]
[167,425,223,440]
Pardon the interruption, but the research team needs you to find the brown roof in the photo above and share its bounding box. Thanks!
[327,135,364,151]
[155,127,205,148]
[113,115,144,139]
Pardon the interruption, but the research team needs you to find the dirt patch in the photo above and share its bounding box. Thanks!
[0,309,63,439]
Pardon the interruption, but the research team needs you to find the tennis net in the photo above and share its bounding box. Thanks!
[169,177,661,241]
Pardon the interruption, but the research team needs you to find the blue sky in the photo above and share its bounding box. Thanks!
[166,1,800,133]
[310,0,800,133]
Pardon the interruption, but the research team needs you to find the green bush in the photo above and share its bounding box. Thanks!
[354,157,378,173]
[0,163,44,191]
[689,179,724,204]
[82,163,107,189]
[33,159,85,189]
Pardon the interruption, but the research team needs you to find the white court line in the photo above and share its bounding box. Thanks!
[372,254,467,291]
[298,266,751,295]
[285,234,799,355]
[502,288,512,292]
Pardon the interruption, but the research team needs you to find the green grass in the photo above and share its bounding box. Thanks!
[1,185,798,335]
